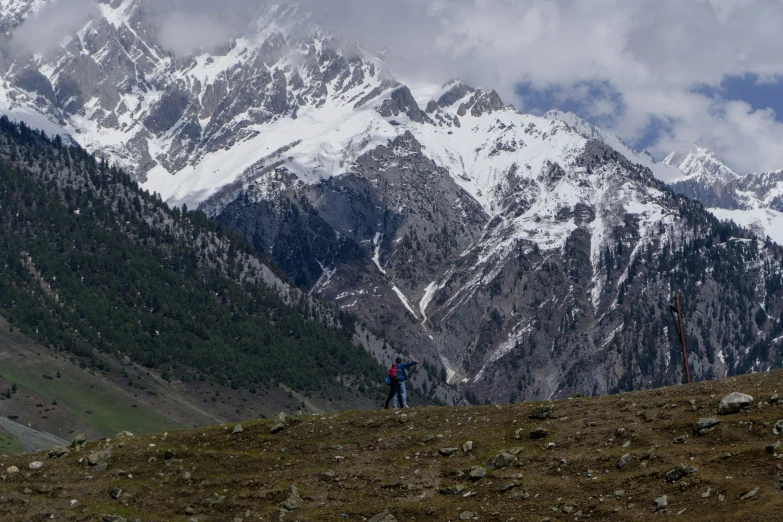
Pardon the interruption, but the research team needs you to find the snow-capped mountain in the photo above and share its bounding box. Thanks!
[666,145,783,244]
[665,145,739,186]
[3,0,783,402]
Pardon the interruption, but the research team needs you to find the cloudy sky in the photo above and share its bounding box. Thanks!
[11,0,783,174]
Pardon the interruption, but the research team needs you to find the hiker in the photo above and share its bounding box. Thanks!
[385,357,420,409]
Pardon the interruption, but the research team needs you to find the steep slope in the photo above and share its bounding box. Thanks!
[3,370,783,521]
[0,117,450,423]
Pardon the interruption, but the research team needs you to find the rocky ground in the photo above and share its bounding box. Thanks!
[3,370,783,521]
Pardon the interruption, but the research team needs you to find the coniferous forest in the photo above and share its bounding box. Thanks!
[0,116,385,398]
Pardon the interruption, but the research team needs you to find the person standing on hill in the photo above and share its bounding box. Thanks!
[384,357,420,409]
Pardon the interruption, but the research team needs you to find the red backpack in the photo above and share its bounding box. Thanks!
[387,364,398,379]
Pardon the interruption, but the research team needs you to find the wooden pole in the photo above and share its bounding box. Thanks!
[674,291,692,384]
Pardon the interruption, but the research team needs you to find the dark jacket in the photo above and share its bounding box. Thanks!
[395,361,417,382]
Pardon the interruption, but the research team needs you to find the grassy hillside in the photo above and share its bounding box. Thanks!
[2,370,783,521]
[0,317,389,455]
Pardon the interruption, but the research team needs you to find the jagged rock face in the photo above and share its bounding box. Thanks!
[5,0,783,403]
[1,1,394,183]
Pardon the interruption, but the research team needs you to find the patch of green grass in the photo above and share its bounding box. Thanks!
[0,356,182,436]
[0,427,24,455]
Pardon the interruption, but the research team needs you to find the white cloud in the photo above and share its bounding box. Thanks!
[12,0,98,55]
[11,0,783,173]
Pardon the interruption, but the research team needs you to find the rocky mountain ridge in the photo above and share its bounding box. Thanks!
[4,0,783,404]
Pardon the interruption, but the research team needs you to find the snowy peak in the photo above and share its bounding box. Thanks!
[664,144,738,184]
[544,110,685,183]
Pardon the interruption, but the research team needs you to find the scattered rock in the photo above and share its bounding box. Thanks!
[115,431,134,438]
[233,424,243,434]
[489,452,518,469]
[507,447,525,455]
[717,392,753,415]
[508,489,529,499]
[439,447,459,457]
[200,494,224,508]
[47,445,69,458]
[271,412,288,433]
[666,464,697,483]
[771,394,780,404]
[463,441,473,452]
[94,461,109,473]
[701,487,711,499]
[369,509,398,522]
[652,495,668,512]
[6,466,19,474]
[29,461,43,470]
[283,485,303,510]
[722,452,732,460]
[88,451,111,466]
[529,405,553,419]
[773,420,783,436]
[689,399,697,412]
[422,435,435,444]
[741,487,759,500]
[673,435,688,444]
[164,449,177,460]
[529,427,549,440]
[459,511,477,520]
[110,488,123,499]
[514,428,525,440]
[766,441,780,454]
[102,516,127,522]
[500,482,519,492]
[616,453,632,470]
[469,466,486,480]
[399,414,408,424]
[439,484,466,495]
[693,418,721,436]
[72,433,87,449]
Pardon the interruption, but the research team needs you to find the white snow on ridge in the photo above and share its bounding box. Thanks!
[392,286,418,319]
[371,233,386,275]
[709,207,783,245]
[546,110,686,183]
[419,281,438,323]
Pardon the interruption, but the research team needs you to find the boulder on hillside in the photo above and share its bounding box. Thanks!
[271,412,287,433]
[47,445,69,458]
[529,405,553,419]
[283,485,303,510]
[489,452,518,469]
[88,451,111,466]
[693,417,721,435]
[717,393,753,415]
[72,433,87,449]
[369,509,398,522]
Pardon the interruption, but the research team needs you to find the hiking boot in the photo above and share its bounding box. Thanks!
[403,405,410,409]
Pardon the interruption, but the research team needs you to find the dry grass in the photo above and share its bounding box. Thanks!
[3,370,783,521]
